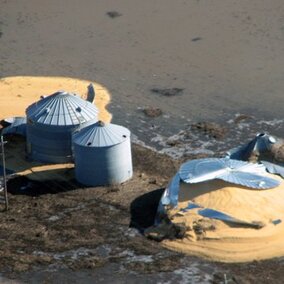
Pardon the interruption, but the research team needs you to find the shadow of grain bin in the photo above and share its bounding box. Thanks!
[130,188,165,231]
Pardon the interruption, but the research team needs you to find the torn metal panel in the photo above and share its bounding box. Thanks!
[179,158,280,189]
[272,219,282,225]
[261,161,284,178]
[1,117,27,136]
[181,202,202,211]
[160,173,181,208]
[155,133,284,229]
[198,208,264,229]
[227,133,284,178]
[227,133,276,161]
[155,173,181,224]
[178,202,202,215]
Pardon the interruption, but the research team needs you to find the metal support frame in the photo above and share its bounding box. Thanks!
[1,135,8,211]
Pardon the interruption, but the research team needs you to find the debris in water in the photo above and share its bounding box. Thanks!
[143,107,162,118]
[191,37,202,42]
[191,122,227,139]
[151,88,184,97]
[106,11,122,18]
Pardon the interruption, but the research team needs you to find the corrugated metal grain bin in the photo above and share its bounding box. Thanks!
[73,121,133,186]
[26,91,98,163]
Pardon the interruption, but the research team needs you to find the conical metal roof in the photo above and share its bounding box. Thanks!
[73,121,130,147]
[26,91,98,126]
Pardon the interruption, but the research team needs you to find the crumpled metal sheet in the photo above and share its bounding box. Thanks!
[227,133,284,178]
[227,133,276,160]
[155,133,284,226]
[261,160,284,178]
[155,173,181,224]
[177,202,202,215]
[179,158,280,189]
[198,208,264,229]
[160,173,181,208]
[1,117,27,136]
[180,202,202,212]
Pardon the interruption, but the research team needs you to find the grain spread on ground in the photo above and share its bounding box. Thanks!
[0,76,112,180]
[161,174,284,263]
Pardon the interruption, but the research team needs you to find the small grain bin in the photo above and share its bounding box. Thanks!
[73,121,133,186]
[26,91,98,163]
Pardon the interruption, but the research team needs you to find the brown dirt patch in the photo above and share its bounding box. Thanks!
[143,107,163,118]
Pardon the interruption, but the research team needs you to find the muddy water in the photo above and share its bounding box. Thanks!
[1,0,284,123]
[0,0,283,158]
[112,104,284,160]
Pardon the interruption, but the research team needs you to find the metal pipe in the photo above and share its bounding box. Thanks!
[1,135,8,211]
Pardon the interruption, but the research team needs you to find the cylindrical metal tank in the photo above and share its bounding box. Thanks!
[26,91,98,163]
[73,121,133,186]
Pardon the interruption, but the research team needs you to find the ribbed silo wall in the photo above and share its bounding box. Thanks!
[26,119,96,164]
[74,139,133,186]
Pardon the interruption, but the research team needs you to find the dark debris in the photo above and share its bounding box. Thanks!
[106,11,122,18]
[143,107,162,118]
[191,122,228,139]
[151,88,184,97]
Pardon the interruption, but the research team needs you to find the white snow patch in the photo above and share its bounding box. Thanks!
[257,119,284,126]
[119,249,154,263]
[173,265,212,284]
[48,215,61,221]
[124,228,140,237]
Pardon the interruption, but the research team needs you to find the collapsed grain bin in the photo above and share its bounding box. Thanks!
[149,135,284,262]
[26,91,98,163]
[1,117,27,136]
[72,121,133,186]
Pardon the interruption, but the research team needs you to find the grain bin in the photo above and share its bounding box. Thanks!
[26,91,98,163]
[73,121,133,186]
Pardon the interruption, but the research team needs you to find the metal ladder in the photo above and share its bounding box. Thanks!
[0,135,8,211]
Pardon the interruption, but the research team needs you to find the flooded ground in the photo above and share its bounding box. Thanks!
[1,0,284,123]
[1,0,284,282]
[112,104,284,160]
